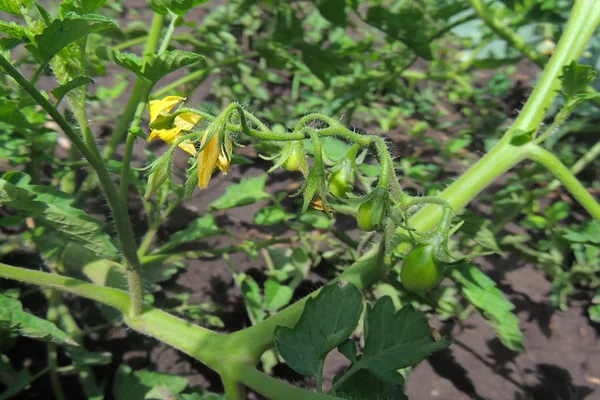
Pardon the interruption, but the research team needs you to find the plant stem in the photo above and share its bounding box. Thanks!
[535,140,600,197]
[467,0,600,107]
[118,13,165,202]
[234,363,339,400]
[526,144,600,220]
[0,262,131,313]
[0,54,144,316]
[46,291,67,400]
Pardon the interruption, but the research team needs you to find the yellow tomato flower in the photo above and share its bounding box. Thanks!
[197,133,232,189]
[148,96,201,155]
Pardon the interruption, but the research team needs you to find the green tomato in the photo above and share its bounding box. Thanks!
[328,168,351,198]
[357,199,380,231]
[282,147,301,172]
[400,245,445,293]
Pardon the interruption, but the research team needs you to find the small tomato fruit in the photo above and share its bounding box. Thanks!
[400,244,445,293]
[357,199,380,231]
[282,147,302,172]
[328,168,351,198]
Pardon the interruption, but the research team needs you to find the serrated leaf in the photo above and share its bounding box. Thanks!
[51,75,94,103]
[96,46,143,76]
[26,13,117,64]
[0,21,33,42]
[0,0,33,15]
[113,365,188,400]
[208,175,270,210]
[275,283,363,379]
[351,299,450,384]
[0,294,78,347]
[60,0,106,15]
[162,215,222,252]
[264,278,294,311]
[0,178,120,261]
[144,49,204,83]
[560,61,598,99]
[452,264,525,352]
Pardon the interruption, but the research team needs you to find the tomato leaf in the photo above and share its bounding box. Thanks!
[209,175,270,210]
[452,263,525,352]
[26,13,117,64]
[0,294,78,347]
[161,215,222,252]
[275,283,363,379]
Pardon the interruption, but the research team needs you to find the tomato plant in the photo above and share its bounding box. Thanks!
[1,0,600,399]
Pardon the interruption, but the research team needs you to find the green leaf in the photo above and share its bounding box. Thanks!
[589,291,600,323]
[66,347,112,366]
[148,0,209,15]
[0,21,33,42]
[338,339,357,362]
[0,355,33,400]
[162,215,222,252]
[0,0,33,15]
[51,75,94,103]
[299,210,332,229]
[113,365,189,400]
[351,299,450,383]
[26,13,118,64]
[335,369,408,400]
[143,49,204,83]
[0,178,120,261]
[264,278,294,311]
[559,61,597,99]
[275,283,363,379]
[452,264,525,352]
[563,220,600,244]
[96,46,143,77]
[510,129,534,146]
[0,294,78,347]
[208,175,270,210]
[253,205,288,226]
[60,0,106,15]
[237,273,265,323]
[313,0,347,26]
[365,5,433,60]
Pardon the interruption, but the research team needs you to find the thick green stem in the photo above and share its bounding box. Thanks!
[234,363,338,400]
[526,145,600,220]
[467,0,600,108]
[0,54,144,316]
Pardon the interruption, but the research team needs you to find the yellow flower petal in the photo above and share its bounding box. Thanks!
[178,141,197,156]
[153,127,182,144]
[174,112,201,131]
[149,96,186,122]
[198,133,219,189]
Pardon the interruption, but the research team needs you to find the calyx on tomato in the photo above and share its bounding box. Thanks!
[400,244,445,293]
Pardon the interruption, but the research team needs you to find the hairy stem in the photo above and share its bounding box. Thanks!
[0,55,144,316]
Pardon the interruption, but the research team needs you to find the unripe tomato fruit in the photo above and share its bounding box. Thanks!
[400,245,445,293]
[282,148,301,172]
[357,200,379,231]
[328,168,351,198]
